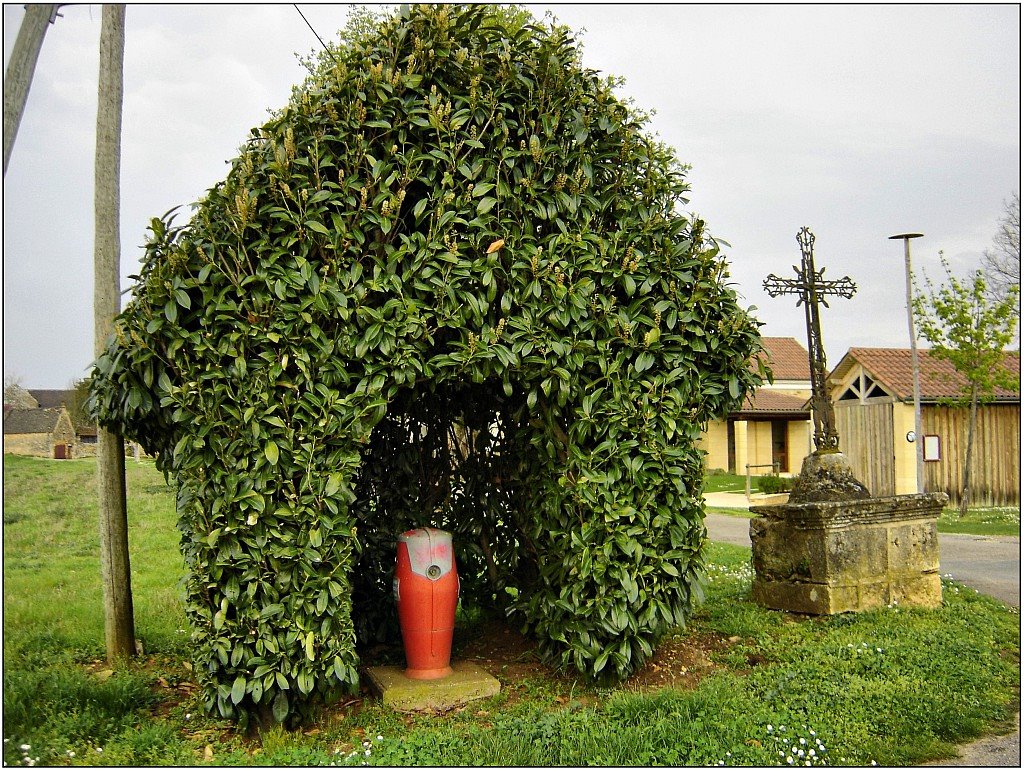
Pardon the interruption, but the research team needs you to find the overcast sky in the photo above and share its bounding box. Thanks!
[3,3,1020,388]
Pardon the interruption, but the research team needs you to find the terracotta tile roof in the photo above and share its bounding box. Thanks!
[3,408,62,435]
[838,347,1020,401]
[755,337,811,381]
[736,389,810,416]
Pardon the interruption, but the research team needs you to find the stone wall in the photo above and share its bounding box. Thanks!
[3,432,54,457]
[53,410,76,454]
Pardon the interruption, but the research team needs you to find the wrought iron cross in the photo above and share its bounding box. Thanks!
[764,227,857,452]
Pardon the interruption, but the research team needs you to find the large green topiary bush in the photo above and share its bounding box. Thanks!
[89,4,765,724]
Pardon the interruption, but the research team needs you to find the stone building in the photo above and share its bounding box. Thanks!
[3,406,79,458]
[699,337,813,477]
[3,386,99,458]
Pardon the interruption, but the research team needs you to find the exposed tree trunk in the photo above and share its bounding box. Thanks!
[94,3,135,662]
[3,4,57,176]
[959,385,980,517]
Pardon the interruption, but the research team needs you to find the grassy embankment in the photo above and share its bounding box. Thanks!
[3,455,1019,766]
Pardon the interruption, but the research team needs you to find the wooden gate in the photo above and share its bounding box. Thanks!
[835,402,895,496]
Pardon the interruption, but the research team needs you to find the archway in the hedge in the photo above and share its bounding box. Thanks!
[349,373,533,646]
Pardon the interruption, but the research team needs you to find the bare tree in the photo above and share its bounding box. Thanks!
[981,192,1021,305]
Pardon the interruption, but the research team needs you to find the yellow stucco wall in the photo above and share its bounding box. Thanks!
[892,401,919,495]
[700,418,812,476]
[699,421,731,472]
[746,422,774,469]
[788,420,812,474]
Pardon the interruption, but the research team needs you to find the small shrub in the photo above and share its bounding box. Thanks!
[757,474,793,495]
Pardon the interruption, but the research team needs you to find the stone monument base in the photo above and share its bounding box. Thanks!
[750,492,947,614]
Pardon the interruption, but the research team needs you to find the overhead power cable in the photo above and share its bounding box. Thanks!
[293,4,341,65]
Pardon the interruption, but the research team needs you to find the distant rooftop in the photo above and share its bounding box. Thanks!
[756,337,810,381]
[3,407,63,435]
[29,389,75,409]
[735,389,811,418]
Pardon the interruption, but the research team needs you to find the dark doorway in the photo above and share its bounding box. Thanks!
[771,421,787,473]
[54,443,68,459]
[726,420,736,474]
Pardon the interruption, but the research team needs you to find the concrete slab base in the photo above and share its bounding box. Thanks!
[365,661,500,712]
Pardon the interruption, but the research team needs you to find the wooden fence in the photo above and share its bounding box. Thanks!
[923,403,1020,507]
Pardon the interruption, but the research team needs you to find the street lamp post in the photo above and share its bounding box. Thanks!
[889,232,925,494]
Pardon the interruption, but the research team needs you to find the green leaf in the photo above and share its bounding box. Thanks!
[231,676,247,704]
[325,473,342,497]
[333,657,347,683]
[265,440,280,466]
[260,603,284,619]
[304,631,315,661]
[305,220,331,236]
[272,691,289,723]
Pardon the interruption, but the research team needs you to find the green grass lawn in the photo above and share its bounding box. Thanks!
[3,454,1020,766]
[935,506,1021,537]
[702,472,749,494]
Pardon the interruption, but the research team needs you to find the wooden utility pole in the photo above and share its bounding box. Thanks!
[94,3,136,662]
[3,4,59,176]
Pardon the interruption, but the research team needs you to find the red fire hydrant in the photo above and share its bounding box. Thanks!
[394,527,459,680]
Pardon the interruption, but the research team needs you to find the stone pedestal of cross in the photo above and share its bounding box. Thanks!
[764,227,856,453]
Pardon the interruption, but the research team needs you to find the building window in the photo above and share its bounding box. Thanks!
[80,435,98,444]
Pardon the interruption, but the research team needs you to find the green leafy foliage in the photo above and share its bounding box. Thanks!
[913,252,1019,513]
[913,254,1019,408]
[88,5,764,722]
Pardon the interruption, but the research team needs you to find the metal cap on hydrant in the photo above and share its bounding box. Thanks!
[394,527,459,680]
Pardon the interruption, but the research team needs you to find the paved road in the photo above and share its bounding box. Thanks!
[938,532,1021,607]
